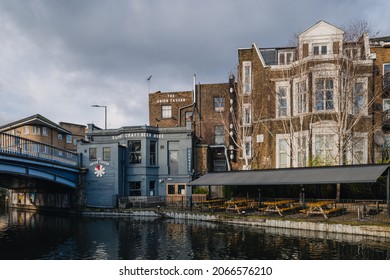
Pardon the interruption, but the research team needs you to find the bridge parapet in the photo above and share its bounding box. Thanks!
[0,132,79,167]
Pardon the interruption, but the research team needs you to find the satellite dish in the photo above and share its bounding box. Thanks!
[374,129,385,146]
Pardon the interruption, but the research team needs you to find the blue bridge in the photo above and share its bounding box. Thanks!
[0,132,84,210]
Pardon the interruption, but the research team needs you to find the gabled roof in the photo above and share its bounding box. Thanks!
[299,20,344,39]
[0,114,71,134]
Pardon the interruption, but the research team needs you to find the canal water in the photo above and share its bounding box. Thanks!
[1,207,390,260]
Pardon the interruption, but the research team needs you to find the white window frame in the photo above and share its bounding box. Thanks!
[278,51,294,65]
[314,78,334,112]
[384,63,390,88]
[384,99,390,112]
[312,43,329,56]
[42,127,48,136]
[32,126,41,135]
[276,134,291,169]
[352,78,368,115]
[311,65,339,113]
[242,61,252,94]
[383,63,390,75]
[276,81,291,118]
[214,125,225,145]
[243,103,252,126]
[161,105,172,119]
[293,77,308,115]
[66,135,72,144]
[348,132,368,165]
[243,136,252,159]
[293,131,309,167]
[213,97,225,112]
[311,121,339,166]
[24,126,29,135]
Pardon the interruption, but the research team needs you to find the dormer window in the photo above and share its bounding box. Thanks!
[278,51,293,65]
[313,44,328,55]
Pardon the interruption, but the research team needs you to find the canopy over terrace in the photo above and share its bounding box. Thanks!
[189,165,389,186]
[188,164,390,217]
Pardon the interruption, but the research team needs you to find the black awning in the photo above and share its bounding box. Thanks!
[189,165,389,186]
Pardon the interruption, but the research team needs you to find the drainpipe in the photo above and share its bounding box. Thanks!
[178,74,197,127]
[209,144,231,171]
[371,56,376,163]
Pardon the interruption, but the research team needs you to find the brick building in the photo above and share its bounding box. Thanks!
[149,20,390,173]
[149,79,235,175]
[235,20,390,170]
[370,36,390,159]
[0,114,86,152]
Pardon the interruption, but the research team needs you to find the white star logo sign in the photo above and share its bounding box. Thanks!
[94,164,106,177]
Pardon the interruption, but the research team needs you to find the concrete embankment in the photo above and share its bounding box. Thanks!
[82,209,390,238]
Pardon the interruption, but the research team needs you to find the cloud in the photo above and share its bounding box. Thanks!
[1,0,389,128]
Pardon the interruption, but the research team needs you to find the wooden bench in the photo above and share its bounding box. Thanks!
[278,205,302,213]
[323,208,343,216]
[208,205,225,210]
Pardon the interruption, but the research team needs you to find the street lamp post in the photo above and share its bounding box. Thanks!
[91,105,107,129]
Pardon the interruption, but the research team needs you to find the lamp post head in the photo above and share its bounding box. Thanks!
[91,105,108,129]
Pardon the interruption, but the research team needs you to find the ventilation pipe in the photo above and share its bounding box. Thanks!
[193,74,197,104]
[178,74,197,126]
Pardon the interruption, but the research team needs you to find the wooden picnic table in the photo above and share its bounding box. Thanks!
[197,198,226,211]
[303,200,343,219]
[225,199,256,214]
[260,200,300,216]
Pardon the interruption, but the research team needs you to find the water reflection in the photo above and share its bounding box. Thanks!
[1,207,390,260]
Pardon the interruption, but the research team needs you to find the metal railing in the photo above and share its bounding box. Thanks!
[120,195,390,223]
[0,132,79,167]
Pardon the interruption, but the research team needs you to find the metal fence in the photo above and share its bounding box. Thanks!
[256,197,390,223]
[0,132,79,167]
[121,195,390,223]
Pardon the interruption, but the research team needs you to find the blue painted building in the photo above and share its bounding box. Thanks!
[78,125,193,207]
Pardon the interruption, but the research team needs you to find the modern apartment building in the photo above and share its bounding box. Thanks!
[0,114,86,152]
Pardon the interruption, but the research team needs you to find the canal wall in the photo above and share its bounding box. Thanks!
[81,209,390,238]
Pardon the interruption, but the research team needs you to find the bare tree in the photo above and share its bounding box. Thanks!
[221,20,381,179]
[216,73,259,170]
[342,19,380,42]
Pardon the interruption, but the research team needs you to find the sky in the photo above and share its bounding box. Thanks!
[1,0,390,129]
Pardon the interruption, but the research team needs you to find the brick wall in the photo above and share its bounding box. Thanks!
[149,83,231,145]
[149,91,192,127]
